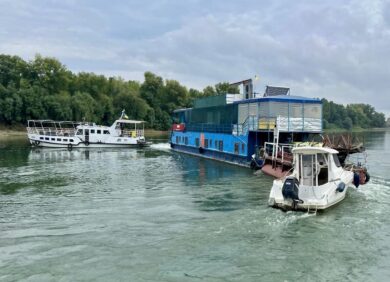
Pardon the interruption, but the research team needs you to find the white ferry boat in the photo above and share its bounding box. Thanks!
[27,112,149,149]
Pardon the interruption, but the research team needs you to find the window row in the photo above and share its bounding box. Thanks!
[76,129,110,135]
[40,137,74,142]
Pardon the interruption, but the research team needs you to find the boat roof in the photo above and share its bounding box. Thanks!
[27,120,79,124]
[115,119,145,124]
[234,95,322,105]
[292,146,339,154]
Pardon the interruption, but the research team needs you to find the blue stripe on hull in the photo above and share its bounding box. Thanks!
[171,143,250,167]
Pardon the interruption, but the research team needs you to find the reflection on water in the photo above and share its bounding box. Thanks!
[1,130,390,281]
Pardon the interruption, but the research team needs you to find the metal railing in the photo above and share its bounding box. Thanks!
[185,123,233,133]
[27,127,77,137]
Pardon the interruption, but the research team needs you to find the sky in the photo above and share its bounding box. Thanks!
[0,0,389,115]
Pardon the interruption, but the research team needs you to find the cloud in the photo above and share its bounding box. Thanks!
[0,0,389,114]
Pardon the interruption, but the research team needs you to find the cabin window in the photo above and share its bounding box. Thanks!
[195,138,200,147]
[40,137,43,140]
[117,138,121,142]
[204,139,209,148]
[234,143,239,154]
[209,139,212,147]
[91,129,95,134]
[218,141,223,151]
[176,136,179,144]
[97,130,101,134]
[241,143,245,153]
[185,137,188,145]
[103,130,110,134]
[215,140,218,148]
[76,129,82,135]
[70,139,73,142]
[51,138,55,141]
[45,137,49,141]
[57,138,61,141]
[63,138,68,142]
[333,154,341,167]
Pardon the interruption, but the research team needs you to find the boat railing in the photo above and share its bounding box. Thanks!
[121,129,144,138]
[27,126,77,137]
[185,123,233,133]
[264,142,294,164]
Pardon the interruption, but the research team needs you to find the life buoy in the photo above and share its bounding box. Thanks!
[33,140,40,146]
[67,143,73,150]
[85,140,89,146]
[353,173,360,188]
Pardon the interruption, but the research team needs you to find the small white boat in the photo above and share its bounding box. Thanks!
[27,112,150,149]
[268,147,356,212]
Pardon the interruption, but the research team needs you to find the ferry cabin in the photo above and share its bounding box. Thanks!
[170,84,323,167]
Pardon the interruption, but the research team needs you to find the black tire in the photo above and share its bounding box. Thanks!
[67,143,73,150]
[250,160,257,170]
[365,172,370,183]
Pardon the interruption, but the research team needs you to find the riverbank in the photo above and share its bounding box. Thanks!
[324,127,389,133]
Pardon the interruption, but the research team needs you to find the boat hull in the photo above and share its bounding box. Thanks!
[268,173,354,212]
[28,138,150,148]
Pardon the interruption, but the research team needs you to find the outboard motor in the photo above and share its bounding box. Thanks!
[282,176,302,204]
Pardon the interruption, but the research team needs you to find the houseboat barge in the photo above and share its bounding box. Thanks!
[170,79,323,168]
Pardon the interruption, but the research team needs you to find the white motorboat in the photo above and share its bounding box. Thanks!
[268,147,357,212]
[27,111,150,149]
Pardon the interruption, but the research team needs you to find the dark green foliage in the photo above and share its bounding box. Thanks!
[0,54,386,130]
[322,98,386,130]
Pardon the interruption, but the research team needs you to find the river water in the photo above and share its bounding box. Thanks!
[0,131,390,281]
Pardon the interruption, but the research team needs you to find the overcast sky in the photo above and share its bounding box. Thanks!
[0,0,389,114]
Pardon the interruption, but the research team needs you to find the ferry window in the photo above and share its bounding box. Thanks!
[97,130,101,134]
[40,137,43,140]
[234,143,239,154]
[45,137,49,141]
[241,143,245,153]
[76,129,82,135]
[333,154,341,167]
[63,139,68,142]
[103,130,110,134]
[176,136,179,144]
[57,138,61,141]
[204,139,209,148]
[70,139,73,142]
[195,138,200,147]
[51,138,55,141]
[185,137,188,145]
[117,138,121,142]
[91,129,95,134]
[218,141,223,151]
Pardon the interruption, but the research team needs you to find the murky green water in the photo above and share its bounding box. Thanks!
[1,132,390,281]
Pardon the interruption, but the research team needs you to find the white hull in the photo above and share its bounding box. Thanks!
[268,172,354,211]
[28,136,149,148]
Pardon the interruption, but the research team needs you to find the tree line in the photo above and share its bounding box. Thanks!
[0,54,386,130]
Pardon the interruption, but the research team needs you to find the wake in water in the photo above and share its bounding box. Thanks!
[150,143,171,151]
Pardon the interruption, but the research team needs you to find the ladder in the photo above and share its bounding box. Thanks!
[272,116,280,162]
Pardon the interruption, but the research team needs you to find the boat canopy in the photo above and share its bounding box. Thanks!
[292,147,339,155]
[115,119,145,124]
